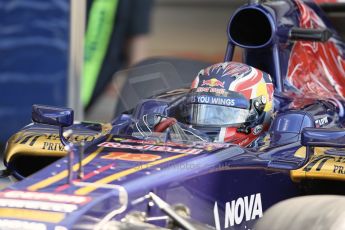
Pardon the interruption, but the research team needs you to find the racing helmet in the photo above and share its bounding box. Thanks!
[184,62,274,146]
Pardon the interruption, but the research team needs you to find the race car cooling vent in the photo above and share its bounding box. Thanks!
[229,8,273,48]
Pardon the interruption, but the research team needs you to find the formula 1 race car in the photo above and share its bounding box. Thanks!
[2,0,345,229]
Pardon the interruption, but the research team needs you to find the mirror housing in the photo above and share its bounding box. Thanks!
[301,127,345,148]
[32,104,74,127]
[32,105,74,146]
[269,111,315,146]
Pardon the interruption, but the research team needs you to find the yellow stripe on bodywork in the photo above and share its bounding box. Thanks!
[27,135,113,191]
[0,208,65,223]
[5,123,111,164]
[75,153,189,195]
[290,147,345,182]
[294,146,306,158]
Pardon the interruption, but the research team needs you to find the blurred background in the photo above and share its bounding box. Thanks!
[148,0,242,62]
[0,0,243,150]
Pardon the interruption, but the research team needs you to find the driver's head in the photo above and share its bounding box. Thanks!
[184,62,274,146]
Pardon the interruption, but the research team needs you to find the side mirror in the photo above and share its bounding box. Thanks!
[269,111,315,146]
[301,127,345,148]
[32,104,74,145]
[32,104,74,127]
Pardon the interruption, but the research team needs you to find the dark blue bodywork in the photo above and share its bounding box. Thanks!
[2,1,345,229]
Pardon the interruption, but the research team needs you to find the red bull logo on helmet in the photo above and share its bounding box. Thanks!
[201,78,225,88]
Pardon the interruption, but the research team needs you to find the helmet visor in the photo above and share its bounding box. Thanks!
[186,104,250,127]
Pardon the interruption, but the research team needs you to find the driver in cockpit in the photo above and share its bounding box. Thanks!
[133,62,275,147]
[181,62,274,146]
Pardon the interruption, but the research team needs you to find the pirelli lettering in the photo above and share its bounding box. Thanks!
[4,130,104,166]
[14,132,96,147]
[291,147,345,182]
[333,165,345,175]
[42,142,65,151]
